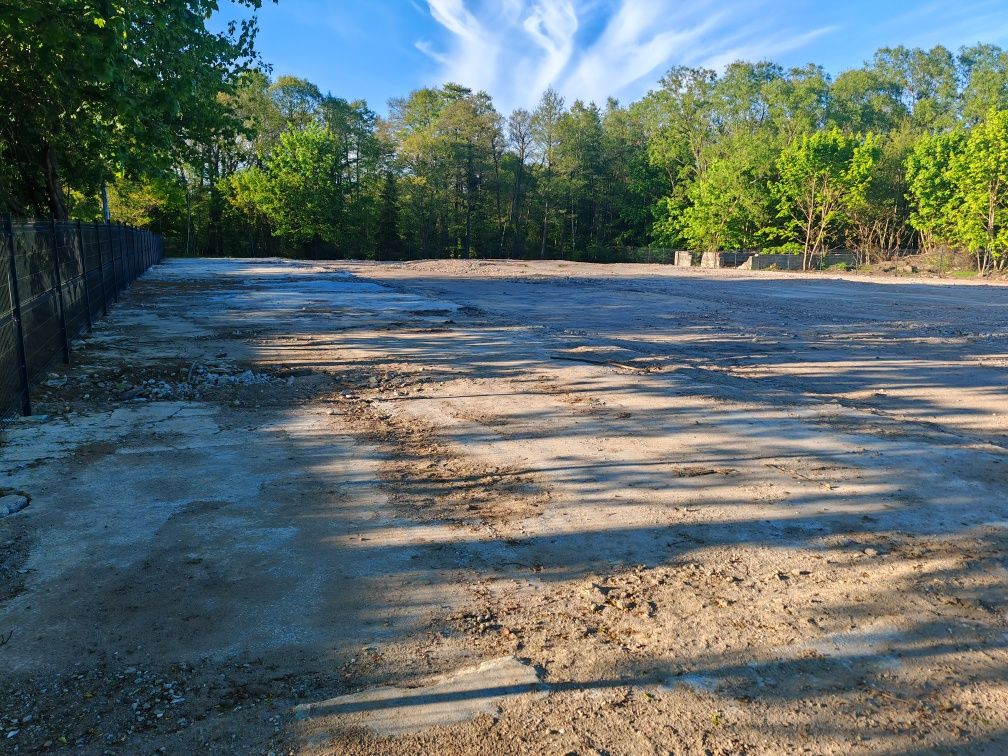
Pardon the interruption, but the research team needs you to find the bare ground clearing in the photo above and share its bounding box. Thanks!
[1,258,1008,754]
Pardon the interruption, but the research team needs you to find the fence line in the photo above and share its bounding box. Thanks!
[0,217,163,418]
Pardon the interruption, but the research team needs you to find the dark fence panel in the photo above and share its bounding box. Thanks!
[0,217,163,418]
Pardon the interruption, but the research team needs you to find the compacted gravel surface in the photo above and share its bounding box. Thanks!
[1,257,1007,754]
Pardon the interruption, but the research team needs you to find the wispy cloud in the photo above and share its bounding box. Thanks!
[414,0,841,110]
[521,0,578,96]
[415,0,502,92]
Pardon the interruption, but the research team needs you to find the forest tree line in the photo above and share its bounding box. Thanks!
[5,5,1008,272]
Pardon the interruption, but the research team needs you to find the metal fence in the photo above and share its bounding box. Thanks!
[0,217,163,418]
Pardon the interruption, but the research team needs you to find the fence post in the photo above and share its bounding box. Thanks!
[124,225,130,283]
[75,220,93,333]
[115,221,125,293]
[127,224,133,282]
[128,225,136,282]
[95,221,108,316]
[106,221,118,302]
[4,216,31,416]
[48,217,71,364]
[123,224,129,284]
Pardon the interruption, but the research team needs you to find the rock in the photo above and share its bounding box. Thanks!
[0,494,29,517]
[863,548,878,557]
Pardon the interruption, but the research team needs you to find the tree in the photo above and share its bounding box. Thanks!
[375,171,402,260]
[599,100,664,249]
[846,129,913,263]
[905,129,965,254]
[828,68,906,134]
[958,45,1008,124]
[531,88,566,257]
[769,127,877,269]
[232,123,345,250]
[555,101,606,255]
[946,110,1008,274]
[763,64,831,145]
[869,46,958,132]
[0,0,267,218]
[634,67,718,204]
[506,109,533,257]
[677,133,776,253]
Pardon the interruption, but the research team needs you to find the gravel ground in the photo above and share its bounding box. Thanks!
[1,257,1007,754]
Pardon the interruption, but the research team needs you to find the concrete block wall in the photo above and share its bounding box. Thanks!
[700,251,754,268]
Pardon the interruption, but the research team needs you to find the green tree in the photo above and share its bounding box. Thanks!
[0,0,267,218]
[531,88,566,257]
[769,127,877,269]
[388,84,502,257]
[869,46,958,132]
[505,108,534,257]
[599,100,664,249]
[555,101,606,255]
[828,68,906,134]
[845,129,913,263]
[233,123,345,250]
[905,129,965,254]
[678,133,776,253]
[946,110,1008,274]
[958,45,1008,123]
[375,171,402,260]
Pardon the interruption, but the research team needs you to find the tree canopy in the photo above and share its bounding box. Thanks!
[0,0,268,218]
[7,22,1008,274]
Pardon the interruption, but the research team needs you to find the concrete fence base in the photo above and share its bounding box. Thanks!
[700,251,754,268]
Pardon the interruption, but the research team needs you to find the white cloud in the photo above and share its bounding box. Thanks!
[522,0,578,95]
[415,0,840,111]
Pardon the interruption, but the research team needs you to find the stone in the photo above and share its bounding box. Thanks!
[0,494,29,517]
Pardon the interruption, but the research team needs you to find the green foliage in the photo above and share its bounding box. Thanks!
[233,124,345,245]
[678,133,776,252]
[905,130,965,251]
[945,110,1008,272]
[12,24,1008,274]
[0,0,267,218]
[769,128,877,268]
[959,45,1008,123]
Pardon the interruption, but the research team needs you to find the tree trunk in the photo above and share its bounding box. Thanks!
[43,145,68,220]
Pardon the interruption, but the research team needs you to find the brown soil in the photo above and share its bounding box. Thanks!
[2,258,1007,754]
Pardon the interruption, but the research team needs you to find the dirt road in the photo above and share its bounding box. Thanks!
[2,258,1007,754]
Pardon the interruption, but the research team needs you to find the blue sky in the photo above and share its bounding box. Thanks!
[213,0,1008,114]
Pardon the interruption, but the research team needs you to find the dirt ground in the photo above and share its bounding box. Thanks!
[2,258,1008,754]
